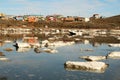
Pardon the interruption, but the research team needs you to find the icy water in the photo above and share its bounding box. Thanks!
[0,42,120,80]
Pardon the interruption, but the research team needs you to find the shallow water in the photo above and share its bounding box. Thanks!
[0,41,120,80]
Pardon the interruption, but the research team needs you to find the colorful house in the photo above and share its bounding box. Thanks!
[62,16,75,22]
[27,16,38,22]
[14,16,24,21]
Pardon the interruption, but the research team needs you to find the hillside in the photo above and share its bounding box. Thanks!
[104,15,120,25]
[91,15,120,29]
[0,15,120,29]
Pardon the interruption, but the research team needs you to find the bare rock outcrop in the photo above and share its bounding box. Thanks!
[64,61,108,73]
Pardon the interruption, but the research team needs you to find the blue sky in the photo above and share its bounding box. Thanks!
[0,0,120,17]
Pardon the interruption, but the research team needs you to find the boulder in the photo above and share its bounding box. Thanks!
[4,48,13,52]
[107,51,120,58]
[84,40,89,44]
[4,40,12,43]
[34,48,42,53]
[48,41,75,47]
[64,61,108,73]
[0,52,5,56]
[44,48,58,53]
[80,56,106,61]
[0,57,10,61]
[108,44,120,47]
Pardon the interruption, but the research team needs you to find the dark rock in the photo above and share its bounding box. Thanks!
[34,48,41,53]
[0,52,5,56]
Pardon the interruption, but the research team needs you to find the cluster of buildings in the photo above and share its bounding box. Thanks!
[0,13,101,22]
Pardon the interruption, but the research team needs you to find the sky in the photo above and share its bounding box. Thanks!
[0,0,120,17]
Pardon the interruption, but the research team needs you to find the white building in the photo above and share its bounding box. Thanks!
[85,18,90,22]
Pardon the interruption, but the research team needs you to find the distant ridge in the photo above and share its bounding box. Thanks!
[0,14,120,29]
[91,15,120,29]
[105,15,120,25]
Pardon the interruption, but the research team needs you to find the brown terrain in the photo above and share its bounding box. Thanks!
[0,15,120,29]
[0,15,120,43]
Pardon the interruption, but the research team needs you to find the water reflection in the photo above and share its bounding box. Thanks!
[0,41,4,47]
[64,66,108,73]
[16,47,31,53]
[92,42,101,47]
[0,77,7,80]
[0,32,120,80]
